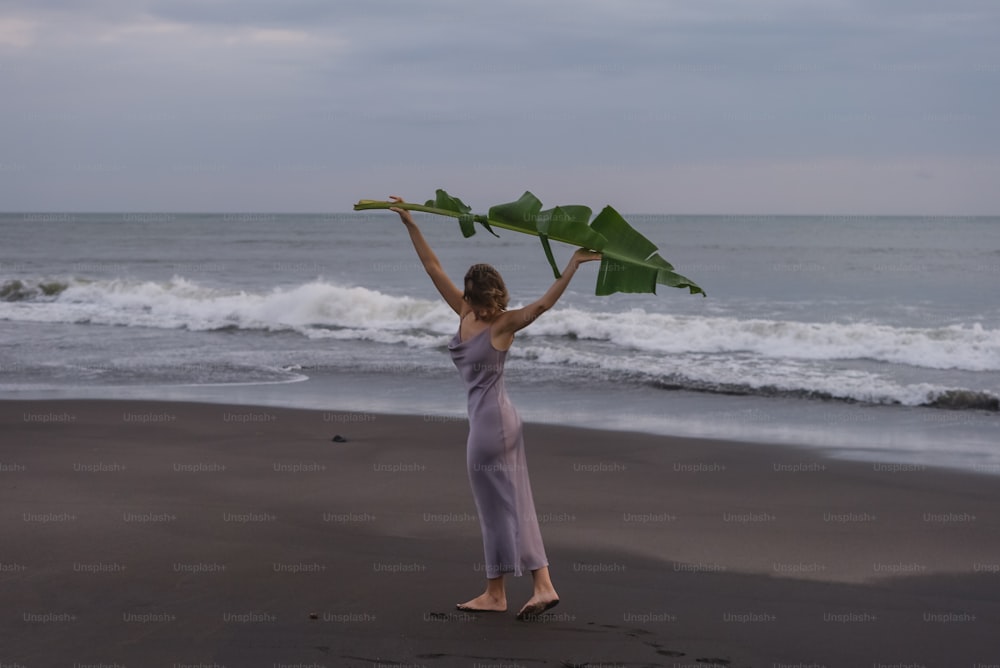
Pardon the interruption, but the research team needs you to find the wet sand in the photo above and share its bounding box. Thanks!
[2,399,999,667]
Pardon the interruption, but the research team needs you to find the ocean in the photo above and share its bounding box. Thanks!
[2,211,998,473]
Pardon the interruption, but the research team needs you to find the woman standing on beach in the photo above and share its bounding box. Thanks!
[390,196,600,619]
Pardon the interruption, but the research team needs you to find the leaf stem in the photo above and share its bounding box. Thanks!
[354,199,583,245]
[353,200,461,218]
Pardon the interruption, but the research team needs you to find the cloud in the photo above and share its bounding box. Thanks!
[0,0,997,212]
[227,27,312,45]
[0,16,36,47]
[93,14,188,43]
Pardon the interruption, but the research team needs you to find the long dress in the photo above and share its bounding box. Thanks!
[448,324,548,579]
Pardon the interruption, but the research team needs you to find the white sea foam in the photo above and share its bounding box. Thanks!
[2,276,997,409]
[6,276,998,368]
[510,342,969,407]
[528,308,1000,372]
[2,276,454,338]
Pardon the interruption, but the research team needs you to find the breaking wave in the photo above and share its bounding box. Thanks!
[2,275,997,411]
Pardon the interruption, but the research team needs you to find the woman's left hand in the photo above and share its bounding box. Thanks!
[572,249,602,265]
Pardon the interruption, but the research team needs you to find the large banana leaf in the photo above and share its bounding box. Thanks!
[354,189,705,296]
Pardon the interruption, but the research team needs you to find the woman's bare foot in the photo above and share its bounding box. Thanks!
[516,590,559,620]
[456,591,507,612]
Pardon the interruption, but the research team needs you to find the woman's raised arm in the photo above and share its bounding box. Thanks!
[389,195,466,315]
[493,249,601,345]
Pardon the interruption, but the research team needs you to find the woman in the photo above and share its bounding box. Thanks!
[390,195,601,620]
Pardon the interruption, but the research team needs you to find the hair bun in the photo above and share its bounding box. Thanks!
[463,264,509,314]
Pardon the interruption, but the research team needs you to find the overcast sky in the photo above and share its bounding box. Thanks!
[1,0,998,214]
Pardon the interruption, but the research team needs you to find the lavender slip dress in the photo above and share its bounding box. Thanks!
[448,324,548,579]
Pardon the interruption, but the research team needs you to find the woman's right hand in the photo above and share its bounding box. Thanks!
[388,195,416,227]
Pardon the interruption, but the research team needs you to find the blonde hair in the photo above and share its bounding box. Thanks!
[463,264,509,318]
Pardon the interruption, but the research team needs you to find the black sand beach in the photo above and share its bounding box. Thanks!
[2,399,999,667]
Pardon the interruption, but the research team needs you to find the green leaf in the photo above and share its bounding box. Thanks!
[587,206,703,295]
[657,267,704,295]
[535,205,605,250]
[427,190,477,238]
[456,214,475,238]
[354,191,705,297]
[595,256,658,295]
[487,191,543,234]
[538,235,560,279]
[427,189,471,215]
[472,214,499,238]
[532,205,606,279]
[645,252,674,272]
[590,206,656,262]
